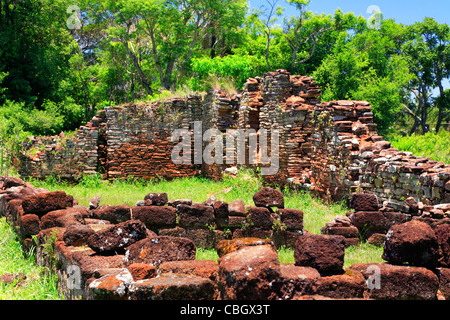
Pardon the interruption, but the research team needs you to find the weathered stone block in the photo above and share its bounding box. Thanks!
[128,273,217,300]
[253,187,284,209]
[22,191,74,217]
[125,236,196,267]
[143,193,168,206]
[294,234,345,273]
[132,205,176,230]
[63,224,95,246]
[350,263,439,300]
[90,205,131,223]
[177,203,215,228]
[277,208,303,230]
[87,220,147,254]
[218,244,280,300]
[382,220,440,267]
[350,193,379,211]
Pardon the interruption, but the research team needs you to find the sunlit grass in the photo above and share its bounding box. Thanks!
[0,218,60,300]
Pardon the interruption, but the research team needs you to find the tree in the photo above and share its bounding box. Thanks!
[117,0,248,91]
[313,19,413,134]
[402,18,450,134]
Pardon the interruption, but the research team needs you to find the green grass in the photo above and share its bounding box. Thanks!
[389,130,450,164]
[0,217,60,300]
[29,170,350,235]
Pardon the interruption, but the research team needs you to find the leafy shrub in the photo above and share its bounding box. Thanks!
[188,55,265,92]
[389,130,450,164]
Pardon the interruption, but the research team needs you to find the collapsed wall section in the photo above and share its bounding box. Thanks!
[18,70,450,212]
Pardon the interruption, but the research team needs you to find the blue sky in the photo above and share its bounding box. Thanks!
[248,0,450,25]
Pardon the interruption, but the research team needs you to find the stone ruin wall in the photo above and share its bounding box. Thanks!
[18,70,450,213]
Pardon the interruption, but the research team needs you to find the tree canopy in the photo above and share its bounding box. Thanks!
[0,0,449,148]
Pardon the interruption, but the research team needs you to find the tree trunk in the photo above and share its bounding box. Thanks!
[121,39,153,96]
[435,80,445,133]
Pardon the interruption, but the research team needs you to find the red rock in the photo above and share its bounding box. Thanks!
[350,193,379,211]
[350,263,439,300]
[445,180,450,192]
[132,205,176,230]
[167,199,192,207]
[270,264,320,299]
[143,193,168,206]
[158,260,219,281]
[213,201,229,227]
[128,273,217,300]
[218,244,280,300]
[347,211,390,237]
[90,205,131,223]
[216,237,275,257]
[246,206,275,228]
[22,191,74,216]
[63,224,95,246]
[367,233,386,247]
[0,272,26,285]
[253,187,284,209]
[277,208,303,230]
[40,207,85,230]
[177,203,214,229]
[383,220,440,267]
[438,268,450,300]
[316,269,366,299]
[294,234,345,273]
[3,177,25,189]
[88,268,133,300]
[71,250,126,280]
[20,213,40,236]
[125,236,196,267]
[435,224,450,267]
[87,220,148,254]
[127,263,157,281]
[228,200,246,216]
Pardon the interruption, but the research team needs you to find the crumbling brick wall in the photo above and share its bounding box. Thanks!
[18,70,450,212]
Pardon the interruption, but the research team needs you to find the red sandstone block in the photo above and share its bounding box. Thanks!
[20,213,40,236]
[22,191,74,217]
[177,203,215,229]
[90,205,131,223]
[253,187,284,209]
[40,207,85,230]
[127,263,157,281]
[128,273,217,300]
[88,268,133,300]
[246,206,275,228]
[315,269,366,299]
[277,208,303,230]
[125,236,196,267]
[270,264,320,300]
[218,244,280,300]
[132,205,176,230]
[87,220,148,254]
[158,260,219,281]
[294,234,345,273]
[350,263,439,300]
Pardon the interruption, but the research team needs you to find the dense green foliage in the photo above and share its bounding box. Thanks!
[0,0,449,161]
[389,130,450,164]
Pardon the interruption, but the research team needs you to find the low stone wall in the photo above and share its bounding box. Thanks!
[1,176,450,300]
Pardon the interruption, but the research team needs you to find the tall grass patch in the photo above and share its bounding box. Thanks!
[0,218,60,300]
